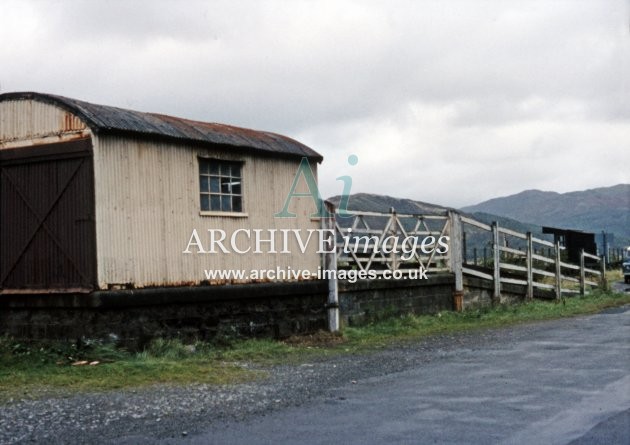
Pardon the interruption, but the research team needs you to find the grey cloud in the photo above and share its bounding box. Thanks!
[1,0,627,206]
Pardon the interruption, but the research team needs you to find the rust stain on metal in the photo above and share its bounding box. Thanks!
[0,92,323,162]
[0,131,91,149]
[101,277,319,289]
[63,112,86,131]
[0,288,92,295]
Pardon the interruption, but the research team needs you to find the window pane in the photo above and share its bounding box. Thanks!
[200,176,209,192]
[221,195,232,211]
[221,178,232,194]
[232,196,242,212]
[200,194,210,211]
[200,160,244,212]
[210,177,220,193]
[210,195,221,211]
[199,160,209,175]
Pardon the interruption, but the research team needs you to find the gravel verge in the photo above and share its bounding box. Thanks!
[0,316,600,444]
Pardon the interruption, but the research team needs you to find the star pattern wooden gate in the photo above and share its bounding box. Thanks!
[332,209,453,275]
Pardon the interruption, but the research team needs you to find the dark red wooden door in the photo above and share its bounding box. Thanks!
[0,138,96,291]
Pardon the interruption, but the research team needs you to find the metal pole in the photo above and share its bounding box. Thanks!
[492,222,501,303]
[526,232,533,301]
[600,255,607,291]
[579,249,585,296]
[323,201,339,332]
[555,241,562,300]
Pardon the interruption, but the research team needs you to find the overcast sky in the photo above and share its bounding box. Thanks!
[1,0,628,207]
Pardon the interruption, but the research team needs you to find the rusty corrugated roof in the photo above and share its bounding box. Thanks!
[0,92,322,161]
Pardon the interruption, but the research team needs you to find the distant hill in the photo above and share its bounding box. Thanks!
[327,193,453,215]
[461,184,630,246]
[462,212,553,256]
[326,193,453,236]
[468,212,543,235]
[327,193,547,235]
[326,193,552,257]
[327,189,627,256]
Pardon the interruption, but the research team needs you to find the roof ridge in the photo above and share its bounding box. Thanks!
[0,92,322,162]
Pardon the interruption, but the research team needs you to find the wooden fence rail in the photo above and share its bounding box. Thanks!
[332,208,453,275]
[460,218,605,300]
[326,206,606,307]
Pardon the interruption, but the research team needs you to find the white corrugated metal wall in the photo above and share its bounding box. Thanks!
[93,135,322,289]
[1,98,323,290]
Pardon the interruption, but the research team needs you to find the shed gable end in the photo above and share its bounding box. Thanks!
[0,99,90,149]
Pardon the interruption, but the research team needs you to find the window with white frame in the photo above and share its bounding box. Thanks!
[199,158,243,212]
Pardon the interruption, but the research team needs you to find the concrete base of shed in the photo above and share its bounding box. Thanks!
[0,281,328,348]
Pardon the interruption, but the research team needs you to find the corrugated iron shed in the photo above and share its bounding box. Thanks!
[0,92,323,162]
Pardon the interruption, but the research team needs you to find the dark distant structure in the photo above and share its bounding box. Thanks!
[542,227,597,263]
[595,232,614,261]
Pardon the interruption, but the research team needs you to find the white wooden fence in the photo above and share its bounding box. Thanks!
[323,205,606,301]
[460,216,605,300]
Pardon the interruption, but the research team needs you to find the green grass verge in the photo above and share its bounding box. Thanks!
[1,288,628,402]
[343,289,630,347]
[0,338,260,402]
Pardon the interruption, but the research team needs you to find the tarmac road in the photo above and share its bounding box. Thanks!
[613,279,630,293]
[167,305,630,445]
[2,302,628,444]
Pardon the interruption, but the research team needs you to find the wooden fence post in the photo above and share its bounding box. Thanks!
[448,211,464,311]
[579,249,586,296]
[526,232,533,301]
[492,221,501,303]
[463,231,467,265]
[390,207,398,272]
[555,241,562,300]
